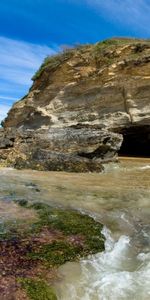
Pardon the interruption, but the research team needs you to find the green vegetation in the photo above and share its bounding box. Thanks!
[32,38,131,81]
[93,38,128,53]
[32,49,74,80]
[10,200,104,264]
[20,38,150,82]
[91,38,146,66]
[32,43,91,81]
[92,39,121,66]
[25,202,104,266]
[31,203,104,247]
[28,241,82,266]
[1,200,104,299]
[19,278,57,300]
[1,199,105,252]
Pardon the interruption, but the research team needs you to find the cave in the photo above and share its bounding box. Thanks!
[118,125,150,157]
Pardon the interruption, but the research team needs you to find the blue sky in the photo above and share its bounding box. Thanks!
[0,0,150,122]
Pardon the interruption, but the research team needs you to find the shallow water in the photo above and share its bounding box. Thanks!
[56,226,150,300]
[0,157,150,299]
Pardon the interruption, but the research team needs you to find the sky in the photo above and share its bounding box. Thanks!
[0,0,150,122]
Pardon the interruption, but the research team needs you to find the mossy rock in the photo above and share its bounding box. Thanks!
[0,201,105,299]
[26,202,105,265]
[28,241,83,266]
[31,203,103,244]
[19,278,57,300]
[1,200,105,257]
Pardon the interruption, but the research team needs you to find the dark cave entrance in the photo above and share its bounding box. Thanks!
[118,125,150,157]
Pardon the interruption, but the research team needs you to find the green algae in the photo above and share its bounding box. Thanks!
[30,203,104,249]
[1,200,104,299]
[28,241,82,266]
[25,202,105,266]
[1,200,105,257]
[12,200,104,265]
[19,278,57,300]
[31,203,102,237]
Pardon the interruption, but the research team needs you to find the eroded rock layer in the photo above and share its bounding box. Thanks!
[0,38,150,171]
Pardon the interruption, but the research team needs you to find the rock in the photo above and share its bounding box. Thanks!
[0,38,150,171]
[0,201,105,299]
[1,128,122,171]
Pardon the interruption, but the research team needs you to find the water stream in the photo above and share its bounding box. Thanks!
[0,157,150,299]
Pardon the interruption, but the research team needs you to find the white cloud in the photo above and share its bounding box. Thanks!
[0,104,11,123]
[77,0,150,35]
[99,0,149,28]
[0,95,18,101]
[0,36,57,85]
[0,36,57,122]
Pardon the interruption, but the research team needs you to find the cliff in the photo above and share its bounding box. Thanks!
[0,38,150,171]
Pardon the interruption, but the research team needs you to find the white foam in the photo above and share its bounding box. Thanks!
[56,227,150,300]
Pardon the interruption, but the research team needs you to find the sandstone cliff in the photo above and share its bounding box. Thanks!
[0,38,150,171]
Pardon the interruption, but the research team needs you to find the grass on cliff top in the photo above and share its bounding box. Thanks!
[93,38,132,52]
[92,38,150,66]
[32,38,150,81]
[32,45,82,81]
[32,39,124,80]
[32,39,129,80]
[32,43,91,81]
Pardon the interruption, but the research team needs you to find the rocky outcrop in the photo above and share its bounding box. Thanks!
[0,127,122,171]
[0,38,150,171]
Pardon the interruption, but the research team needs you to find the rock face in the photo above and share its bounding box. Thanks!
[0,127,122,171]
[0,38,150,171]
